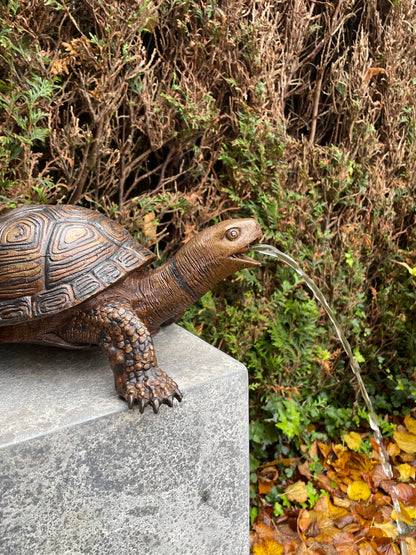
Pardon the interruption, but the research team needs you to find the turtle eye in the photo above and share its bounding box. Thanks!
[225,228,240,241]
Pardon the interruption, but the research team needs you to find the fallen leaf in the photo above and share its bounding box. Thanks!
[372,492,392,506]
[318,442,332,460]
[284,540,299,554]
[354,500,378,521]
[298,460,313,481]
[334,514,359,529]
[344,431,362,451]
[387,442,401,457]
[347,481,372,502]
[252,539,284,555]
[309,441,318,460]
[258,466,278,495]
[332,496,353,509]
[253,522,275,543]
[405,537,416,553]
[371,521,399,539]
[391,502,415,525]
[393,431,416,454]
[285,481,309,504]
[316,473,337,494]
[357,542,379,554]
[299,509,341,542]
[258,479,274,495]
[394,483,416,506]
[397,463,416,480]
[404,414,416,435]
[333,531,359,553]
[372,465,393,487]
[313,494,348,519]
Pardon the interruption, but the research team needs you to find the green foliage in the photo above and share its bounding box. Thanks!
[2,0,416,468]
[0,10,58,205]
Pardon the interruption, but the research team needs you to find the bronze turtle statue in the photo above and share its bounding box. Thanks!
[0,205,261,413]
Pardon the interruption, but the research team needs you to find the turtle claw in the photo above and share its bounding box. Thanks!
[174,387,183,402]
[122,367,182,413]
[151,398,161,414]
[127,391,135,410]
[137,397,146,414]
[163,395,174,407]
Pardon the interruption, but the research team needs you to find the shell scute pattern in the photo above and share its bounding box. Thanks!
[0,205,156,326]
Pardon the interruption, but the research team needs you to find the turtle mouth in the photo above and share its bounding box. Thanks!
[229,247,261,267]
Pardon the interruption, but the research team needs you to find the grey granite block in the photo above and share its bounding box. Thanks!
[0,324,249,555]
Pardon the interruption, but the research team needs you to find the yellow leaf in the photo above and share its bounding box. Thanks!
[397,463,416,480]
[391,502,415,526]
[253,540,284,555]
[405,506,416,519]
[284,480,308,503]
[347,481,371,501]
[404,414,416,435]
[371,521,399,539]
[343,431,362,450]
[393,430,416,454]
[406,537,416,553]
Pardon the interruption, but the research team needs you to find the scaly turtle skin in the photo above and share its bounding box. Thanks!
[0,205,261,413]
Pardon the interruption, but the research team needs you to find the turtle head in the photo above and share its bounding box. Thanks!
[199,218,262,271]
[175,219,262,290]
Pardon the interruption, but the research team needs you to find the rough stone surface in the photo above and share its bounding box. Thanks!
[0,324,249,555]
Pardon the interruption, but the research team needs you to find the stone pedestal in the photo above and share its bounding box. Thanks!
[0,325,249,555]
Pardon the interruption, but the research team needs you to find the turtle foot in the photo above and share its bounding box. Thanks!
[122,367,182,413]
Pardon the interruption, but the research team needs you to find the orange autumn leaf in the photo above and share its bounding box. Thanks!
[371,521,399,539]
[364,67,387,81]
[252,540,284,555]
[253,521,275,543]
[283,540,299,554]
[316,473,337,494]
[334,450,374,480]
[258,479,274,495]
[354,501,378,521]
[357,542,380,554]
[298,509,341,543]
[333,530,360,553]
[387,441,401,457]
[318,442,332,460]
[313,494,348,519]
[372,492,392,506]
[347,481,372,501]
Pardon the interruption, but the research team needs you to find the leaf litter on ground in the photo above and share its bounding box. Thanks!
[251,413,416,554]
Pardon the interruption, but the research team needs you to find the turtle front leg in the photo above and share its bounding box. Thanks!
[62,301,182,413]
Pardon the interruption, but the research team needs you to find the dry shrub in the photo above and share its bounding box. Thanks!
[0,0,415,396]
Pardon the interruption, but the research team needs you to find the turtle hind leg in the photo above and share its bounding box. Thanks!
[62,301,182,413]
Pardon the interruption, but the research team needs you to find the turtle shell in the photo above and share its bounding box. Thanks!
[0,205,156,325]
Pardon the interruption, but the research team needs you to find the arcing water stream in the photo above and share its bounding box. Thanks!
[252,244,408,554]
